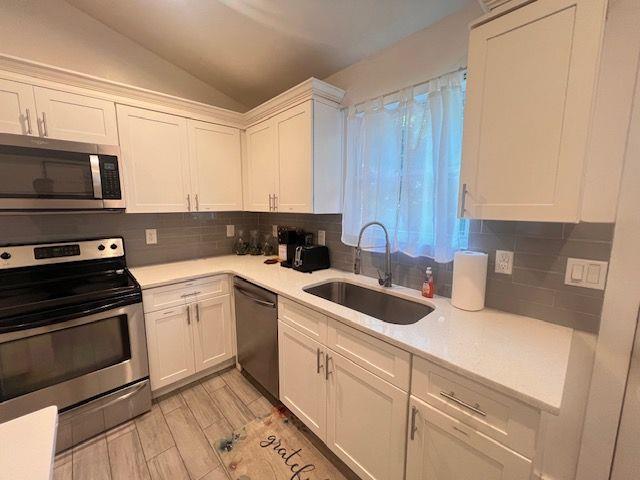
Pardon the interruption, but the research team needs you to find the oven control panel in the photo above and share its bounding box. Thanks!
[0,238,124,269]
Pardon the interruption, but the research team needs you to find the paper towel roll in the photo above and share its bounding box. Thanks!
[451,251,488,311]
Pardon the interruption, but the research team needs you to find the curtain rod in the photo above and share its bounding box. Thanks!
[342,66,467,111]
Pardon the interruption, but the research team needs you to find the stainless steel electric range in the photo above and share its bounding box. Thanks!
[0,237,151,452]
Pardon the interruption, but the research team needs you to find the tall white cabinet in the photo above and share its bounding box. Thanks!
[461,0,608,222]
[243,80,345,213]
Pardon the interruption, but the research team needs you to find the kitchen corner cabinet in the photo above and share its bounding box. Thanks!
[461,0,608,222]
[244,99,343,213]
[117,105,243,213]
[0,78,118,144]
[406,397,532,480]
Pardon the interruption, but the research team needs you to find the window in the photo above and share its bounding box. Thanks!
[341,70,468,263]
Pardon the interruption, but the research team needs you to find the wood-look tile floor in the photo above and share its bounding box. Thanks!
[53,368,281,480]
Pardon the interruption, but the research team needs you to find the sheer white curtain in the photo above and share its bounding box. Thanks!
[341,70,468,263]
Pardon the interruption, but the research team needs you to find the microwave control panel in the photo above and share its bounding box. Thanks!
[99,156,122,199]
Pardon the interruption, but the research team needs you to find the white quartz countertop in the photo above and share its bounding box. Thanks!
[130,255,573,414]
[0,406,58,480]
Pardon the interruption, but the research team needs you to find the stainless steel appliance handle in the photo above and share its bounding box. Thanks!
[458,183,468,217]
[65,381,147,418]
[90,155,103,199]
[316,348,324,374]
[41,111,49,137]
[235,286,276,308]
[440,391,487,417]
[25,108,33,135]
[410,406,419,440]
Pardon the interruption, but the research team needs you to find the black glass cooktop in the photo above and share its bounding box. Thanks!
[0,257,141,333]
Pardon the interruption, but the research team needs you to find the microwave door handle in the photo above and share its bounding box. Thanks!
[90,155,102,199]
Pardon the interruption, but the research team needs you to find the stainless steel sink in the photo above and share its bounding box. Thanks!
[303,281,433,325]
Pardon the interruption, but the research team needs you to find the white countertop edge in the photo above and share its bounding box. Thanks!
[130,256,573,414]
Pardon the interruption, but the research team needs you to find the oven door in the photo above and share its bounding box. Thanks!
[0,302,148,421]
[0,133,123,210]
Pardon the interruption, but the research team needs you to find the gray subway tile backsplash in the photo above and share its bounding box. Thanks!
[0,211,613,333]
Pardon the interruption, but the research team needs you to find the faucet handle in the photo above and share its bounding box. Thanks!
[353,247,362,274]
[377,270,385,286]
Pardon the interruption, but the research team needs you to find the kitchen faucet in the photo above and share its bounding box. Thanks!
[354,221,392,287]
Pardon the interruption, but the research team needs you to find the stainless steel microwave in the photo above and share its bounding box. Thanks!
[0,133,124,211]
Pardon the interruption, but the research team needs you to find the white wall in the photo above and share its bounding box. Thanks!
[0,0,247,112]
[324,2,482,106]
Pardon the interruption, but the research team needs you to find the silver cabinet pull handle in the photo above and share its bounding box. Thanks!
[25,108,33,135]
[440,391,487,417]
[410,406,419,440]
[325,353,332,380]
[269,194,274,211]
[187,194,191,212]
[196,303,200,322]
[195,194,199,211]
[273,194,278,212]
[41,111,49,137]
[316,348,324,374]
[187,306,191,325]
[180,291,201,298]
[458,183,468,218]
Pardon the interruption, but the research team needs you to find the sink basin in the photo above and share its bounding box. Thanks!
[303,281,433,325]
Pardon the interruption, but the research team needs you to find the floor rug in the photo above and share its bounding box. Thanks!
[213,405,348,480]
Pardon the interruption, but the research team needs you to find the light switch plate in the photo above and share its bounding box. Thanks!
[495,250,514,274]
[226,225,235,237]
[318,230,326,246]
[145,229,157,245]
[565,258,608,290]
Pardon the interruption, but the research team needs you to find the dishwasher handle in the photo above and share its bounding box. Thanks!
[235,286,276,308]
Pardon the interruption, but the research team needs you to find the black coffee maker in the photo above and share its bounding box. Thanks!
[277,227,311,268]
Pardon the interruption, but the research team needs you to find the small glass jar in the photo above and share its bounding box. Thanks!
[262,234,276,256]
[233,230,248,255]
[248,230,262,255]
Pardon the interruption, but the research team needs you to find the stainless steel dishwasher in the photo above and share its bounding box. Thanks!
[233,277,279,399]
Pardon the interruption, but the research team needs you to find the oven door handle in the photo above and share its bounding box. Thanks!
[66,381,147,418]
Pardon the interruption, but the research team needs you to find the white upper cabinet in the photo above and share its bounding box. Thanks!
[117,105,191,213]
[188,120,243,211]
[0,79,118,144]
[461,0,608,222]
[243,95,344,214]
[245,120,278,212]
[32,87,119,144]
[0,78,37,135]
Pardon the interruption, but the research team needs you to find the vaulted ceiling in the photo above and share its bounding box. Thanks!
[65,0,470,109]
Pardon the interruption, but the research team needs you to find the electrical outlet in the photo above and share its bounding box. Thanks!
[145,229,157,245]
[318,230,326,246]
[226,225,235,237]
[272,225,278,237]
[495,250,514,274]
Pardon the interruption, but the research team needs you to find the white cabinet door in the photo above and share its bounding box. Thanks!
[0,78,37,135]
[326,351,407,480]
[461,0,607,221]
[278,321,327,440]
[145,305,196,391]
[117,105,191,213]
[275,101,313,213]
[188,120,243,211]
[245,119,277,212]
[406,396,532,480]
[33,87,118,144]
[193,295,234,372]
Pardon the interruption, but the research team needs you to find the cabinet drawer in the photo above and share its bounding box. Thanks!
[143,275,229,313]
[328,320,410,391]
[278,297,328,344]
[412,356,539,458]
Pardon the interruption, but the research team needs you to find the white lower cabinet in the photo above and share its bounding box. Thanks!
[144,288,234,391]
[406,396,532,480]
[326,351,408,480]
[145,305,196,390]
[278,321,327,439]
